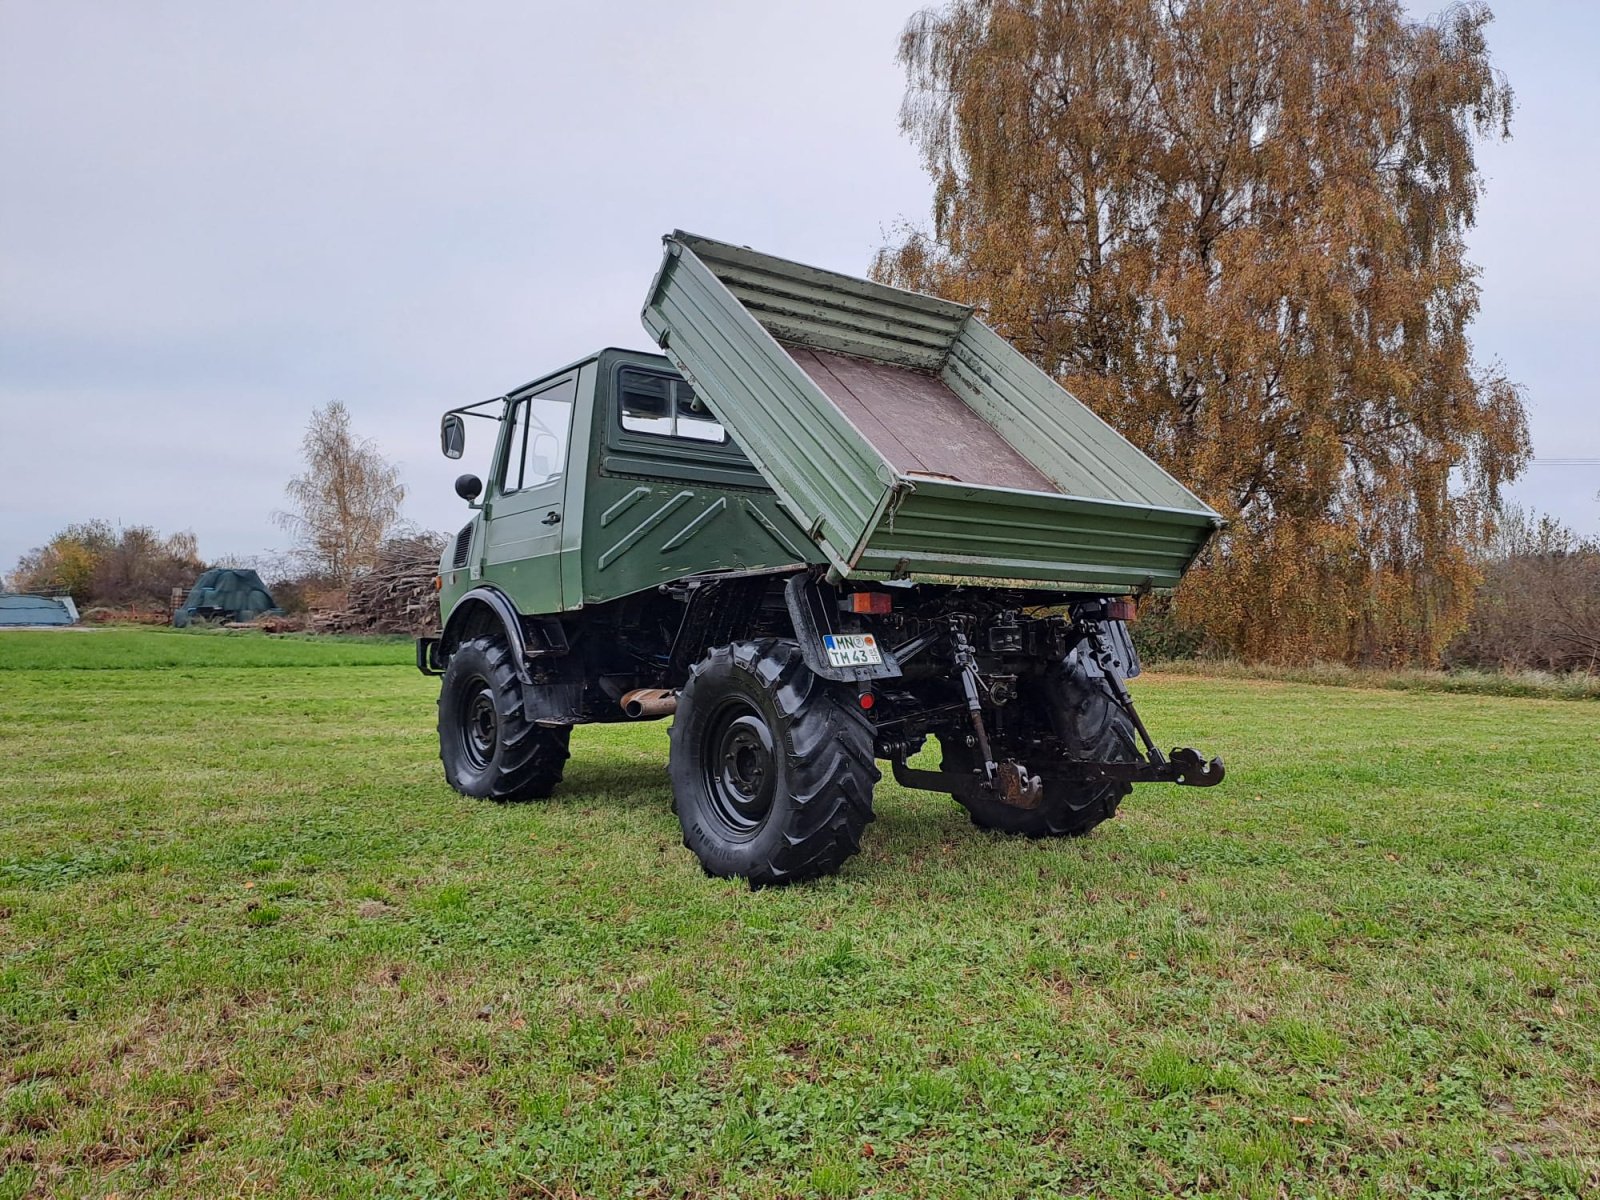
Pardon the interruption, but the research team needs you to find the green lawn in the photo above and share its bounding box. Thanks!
[0,629,1595,1198]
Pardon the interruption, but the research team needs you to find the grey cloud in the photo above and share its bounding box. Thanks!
[1,0,1594,577]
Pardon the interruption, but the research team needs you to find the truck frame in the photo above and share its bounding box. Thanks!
[418,234,1224,885]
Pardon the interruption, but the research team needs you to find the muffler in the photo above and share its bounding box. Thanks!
[620,688,677,719]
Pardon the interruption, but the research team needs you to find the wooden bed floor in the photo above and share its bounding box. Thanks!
[785,344,1059,494]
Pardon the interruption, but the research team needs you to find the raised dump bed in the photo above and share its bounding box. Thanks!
[641,233,1221,592]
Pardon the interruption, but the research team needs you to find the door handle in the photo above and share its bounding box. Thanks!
[541,511,561,525]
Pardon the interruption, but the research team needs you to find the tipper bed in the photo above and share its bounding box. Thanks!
[641,232,1221,592]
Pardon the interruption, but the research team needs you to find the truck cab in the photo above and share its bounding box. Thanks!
[438,348,810,628]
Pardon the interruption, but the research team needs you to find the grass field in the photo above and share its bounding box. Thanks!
[1,628,1596,1198]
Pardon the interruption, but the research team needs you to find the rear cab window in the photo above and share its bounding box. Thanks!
[618,368,726,444]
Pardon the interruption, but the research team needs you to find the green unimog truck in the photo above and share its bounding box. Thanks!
[418,233,1225,885]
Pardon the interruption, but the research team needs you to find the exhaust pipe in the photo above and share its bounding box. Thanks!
[620,688,677,719]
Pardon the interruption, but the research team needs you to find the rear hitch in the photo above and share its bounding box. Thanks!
[945,623,1042,808]
[891,749,1224,807]
[1070,625,1224,786]
[887,759,1045,809]
[888,617,1225,808]
[1164,747,1225,786]
[1042,748,1226,788]
[991,760,1042,809]
[948,619,1001,781]
[1082,622,1165,765]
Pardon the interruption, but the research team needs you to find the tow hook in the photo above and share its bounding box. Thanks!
[991,760,1042,809]
[1164,747,1225,786]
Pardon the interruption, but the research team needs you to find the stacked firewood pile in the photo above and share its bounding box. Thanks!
[310,533,446,636]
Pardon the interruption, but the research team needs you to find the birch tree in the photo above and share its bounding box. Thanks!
[276,402,406,585]
[877,0,1529,664]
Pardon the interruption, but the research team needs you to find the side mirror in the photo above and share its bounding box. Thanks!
[440,413,466,459]
[454,473,483,502]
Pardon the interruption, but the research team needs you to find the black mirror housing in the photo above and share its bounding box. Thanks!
[441,413,466,459]
[454,473,483,502]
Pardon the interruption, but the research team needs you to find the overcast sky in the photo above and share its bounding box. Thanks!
[2,1,1595,577]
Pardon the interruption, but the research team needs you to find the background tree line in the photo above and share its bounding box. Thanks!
[6,401,412,619]
[1446,507,1600,675]
[7,521,204,613]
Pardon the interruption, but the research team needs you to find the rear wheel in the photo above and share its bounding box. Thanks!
[438,634,570,801]
[670,639,878,886]
[944,655,1136,838]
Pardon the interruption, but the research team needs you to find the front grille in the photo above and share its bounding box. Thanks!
[451,522,474,569]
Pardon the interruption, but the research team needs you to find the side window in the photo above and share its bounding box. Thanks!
[500,378,576,493]
[619,368,726,444]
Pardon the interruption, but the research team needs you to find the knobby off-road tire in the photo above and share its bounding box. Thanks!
[438,634,570,801]
[670,639,879,886]
[944,654,1137,838]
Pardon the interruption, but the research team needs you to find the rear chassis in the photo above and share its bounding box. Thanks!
[418,567,1222,814]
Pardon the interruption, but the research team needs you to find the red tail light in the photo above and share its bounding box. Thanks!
[1107,597,1137,622]
[848,592,892,615]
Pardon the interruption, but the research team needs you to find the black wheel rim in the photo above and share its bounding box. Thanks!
[701,699,778,839]
[461,678,498,770]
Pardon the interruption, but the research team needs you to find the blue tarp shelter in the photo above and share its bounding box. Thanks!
[0,594,78,626]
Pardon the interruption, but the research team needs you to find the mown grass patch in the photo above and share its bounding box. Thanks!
[1150,656,1600,701]
[0,627,411,671]
[0,632,1595,1197]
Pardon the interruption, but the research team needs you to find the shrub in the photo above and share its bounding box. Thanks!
[9,522,201,610]
[1131,597,1206,662]
[1445,509,1600,675]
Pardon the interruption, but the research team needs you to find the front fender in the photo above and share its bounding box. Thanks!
[441,586,534,685]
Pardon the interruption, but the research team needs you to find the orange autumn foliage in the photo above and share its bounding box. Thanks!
[876,0,1529,664]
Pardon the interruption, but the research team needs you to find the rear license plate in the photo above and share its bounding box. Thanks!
[823,633,882,668]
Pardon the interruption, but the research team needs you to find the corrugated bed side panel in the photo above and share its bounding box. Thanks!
[643,242,892,573]
[857,480,1216,591]
[943,319,1215,515]
[676,234,972,371]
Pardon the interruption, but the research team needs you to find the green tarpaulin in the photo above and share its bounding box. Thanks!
[172,568,280,627]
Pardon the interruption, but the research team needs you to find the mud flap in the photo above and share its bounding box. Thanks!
[783,573,902,683]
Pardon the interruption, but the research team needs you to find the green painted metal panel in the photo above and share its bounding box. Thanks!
[641,233,1222,591]
[476,368,581,616]
[436,349,821,617]
[944,321,1207,511]
[641,239,893,574]
[575,350,817,605]
[857,479,1214,591]
[654,236,971,369]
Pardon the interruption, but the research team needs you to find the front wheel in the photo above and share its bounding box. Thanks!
[438,635,570,801]
[669,639,879,886]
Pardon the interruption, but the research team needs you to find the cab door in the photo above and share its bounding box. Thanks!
[478,374,577,615]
